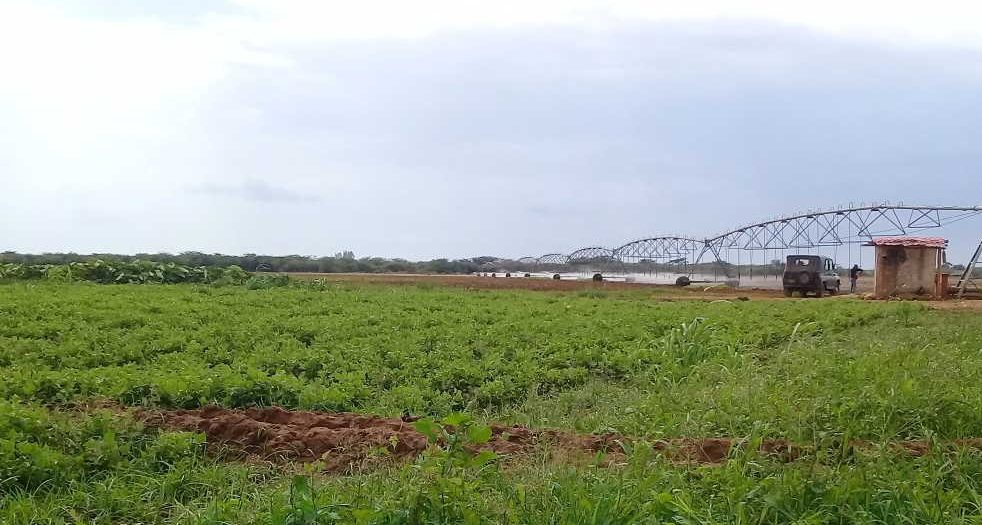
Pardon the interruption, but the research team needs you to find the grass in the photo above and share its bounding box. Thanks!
[1,281,980,523]
[500,309,982,441]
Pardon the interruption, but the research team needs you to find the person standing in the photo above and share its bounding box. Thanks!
[849,264,863,293]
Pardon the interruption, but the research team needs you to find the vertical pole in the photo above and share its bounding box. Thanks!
[848,218,852,269]
[737,248,741,281]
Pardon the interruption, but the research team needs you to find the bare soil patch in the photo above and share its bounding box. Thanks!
[138,405,627,472]
[279,272,784,298]
[136,406,982,473]
[925,299,982,311]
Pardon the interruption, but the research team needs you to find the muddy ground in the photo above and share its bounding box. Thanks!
[137,406,982,474]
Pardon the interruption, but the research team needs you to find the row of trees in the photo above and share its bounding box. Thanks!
[0,252,500,275]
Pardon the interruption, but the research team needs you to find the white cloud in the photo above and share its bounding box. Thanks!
[1,1,981,257]
[218,0,982,48]
[3,0,979,150]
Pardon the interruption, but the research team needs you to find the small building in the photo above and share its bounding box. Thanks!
[866,237,947,299]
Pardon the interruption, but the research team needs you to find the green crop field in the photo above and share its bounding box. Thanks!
[1,280,981,524]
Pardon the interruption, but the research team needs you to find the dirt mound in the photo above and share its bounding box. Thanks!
[136,406,803,472]
[139,406,624,471]
[137,406,982,473]
[140,406,428,471]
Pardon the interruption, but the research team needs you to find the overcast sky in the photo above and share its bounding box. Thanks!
[2,1,981,260]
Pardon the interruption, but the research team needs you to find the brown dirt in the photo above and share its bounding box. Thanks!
[136,406,982,473]
[276,272,784,298]
[265,271,982,304]
[925,299,982,311]
[138,405,628,472]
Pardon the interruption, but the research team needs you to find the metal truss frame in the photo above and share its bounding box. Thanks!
[613,236,703,263]
[521,205,981,276]
[697,205,982,265]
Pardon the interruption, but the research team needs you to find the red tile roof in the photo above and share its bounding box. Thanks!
[867,236,947,248]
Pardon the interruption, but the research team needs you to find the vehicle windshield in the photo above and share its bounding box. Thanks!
[790,258,814,267]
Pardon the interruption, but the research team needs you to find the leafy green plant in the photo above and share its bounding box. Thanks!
[0,260,251,285]
[246,274,292,290]
[413,413,497,471]
[398,414,498,524]
[269,476,347,525]
[1,282,980,524]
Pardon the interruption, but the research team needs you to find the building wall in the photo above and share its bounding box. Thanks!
[873,246,941,298]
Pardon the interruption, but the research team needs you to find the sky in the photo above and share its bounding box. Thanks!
[2,0,981,261]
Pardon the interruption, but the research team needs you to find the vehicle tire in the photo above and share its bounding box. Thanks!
[524,273,531,278]
[552,274,561,280]
[592,273,603,282]
[676,276,691,287]
[814,285,824,298]
[783,288,793,297]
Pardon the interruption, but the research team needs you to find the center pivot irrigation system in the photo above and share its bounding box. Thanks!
[503,204,982,278]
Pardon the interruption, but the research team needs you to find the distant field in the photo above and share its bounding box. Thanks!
[2,281,981,523]
[273,271,791,297]
[272,270,884,294]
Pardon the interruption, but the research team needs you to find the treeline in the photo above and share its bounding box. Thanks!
[0,252,500,275]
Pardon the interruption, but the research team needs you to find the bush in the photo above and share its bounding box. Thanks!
[0,260,251,285]
[245,274,292,290]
